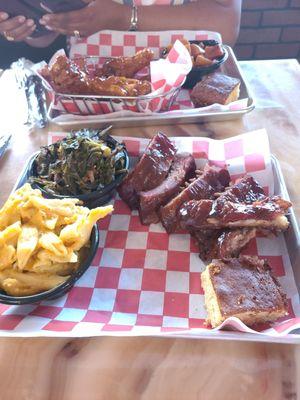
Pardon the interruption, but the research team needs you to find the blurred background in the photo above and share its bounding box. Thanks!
[234,0,300,60]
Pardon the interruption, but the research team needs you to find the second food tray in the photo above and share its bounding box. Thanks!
[48,46,254,128]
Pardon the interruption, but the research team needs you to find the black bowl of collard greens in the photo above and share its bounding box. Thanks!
[28,127,129,208]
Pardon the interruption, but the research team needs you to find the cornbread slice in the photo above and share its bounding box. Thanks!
[190,73,240,107]
[201,256,287,328]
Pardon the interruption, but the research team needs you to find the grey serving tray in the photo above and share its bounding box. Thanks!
[48,46,255,128]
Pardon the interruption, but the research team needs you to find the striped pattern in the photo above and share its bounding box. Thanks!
[113,0,195,4]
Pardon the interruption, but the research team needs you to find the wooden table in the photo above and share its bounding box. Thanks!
[0,59,299,400]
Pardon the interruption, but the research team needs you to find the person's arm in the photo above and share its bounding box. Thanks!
[137,0,241,45]
[40,0,241,46]
[39,0,131,37]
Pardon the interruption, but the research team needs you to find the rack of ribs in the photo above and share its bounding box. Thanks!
[192,228,259,261]
[160,165,230,233]
[138,153,196,225]
[118,132,177,209]
[179,176,291,231]
[117,134,292,265]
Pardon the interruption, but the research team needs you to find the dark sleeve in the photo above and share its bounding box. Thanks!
[0,34,67,69]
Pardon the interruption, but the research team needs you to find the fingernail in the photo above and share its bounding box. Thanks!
[26,30,35,39]
[27,19,34,27]
[43,15,50,22]
[45,25,53,31]
[18,16,26,23]
[0,13,9,20]
[39,19,46,25]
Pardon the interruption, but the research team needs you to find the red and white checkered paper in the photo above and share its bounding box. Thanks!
[46,30,249,120]
[69,30,221,60]
[41,37,193,114]
[0,129,299,340]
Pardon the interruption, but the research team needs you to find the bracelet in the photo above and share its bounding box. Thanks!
[129,5,138,31]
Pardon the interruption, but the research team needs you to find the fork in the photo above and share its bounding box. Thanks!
[0,134,12,159]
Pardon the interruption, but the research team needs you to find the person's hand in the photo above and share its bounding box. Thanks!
[0,12,36,42]
[39,0,103,38]
[39,0,130,37]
